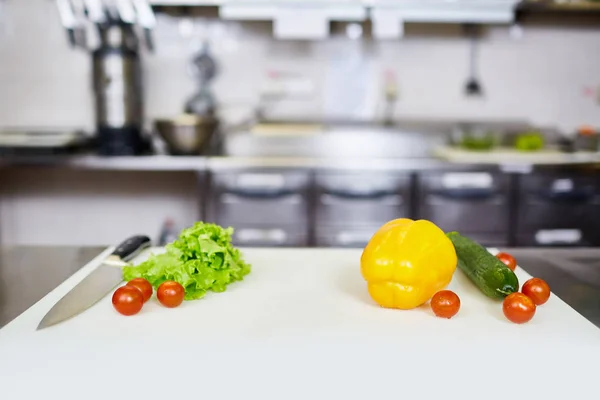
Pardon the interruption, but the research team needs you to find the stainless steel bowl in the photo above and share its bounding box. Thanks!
[154,114,218,155]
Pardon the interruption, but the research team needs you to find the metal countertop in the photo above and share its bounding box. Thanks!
[0,154,470,171]
[0,246,105,328]
[1,246,600,329]
[1,154,599,172]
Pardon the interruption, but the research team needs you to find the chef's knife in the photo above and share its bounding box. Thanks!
[37,235,151,330]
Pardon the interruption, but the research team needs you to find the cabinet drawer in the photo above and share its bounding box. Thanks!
[517,172,600,231]
[316,172,410,193]
[209,170,310,227]
[419,194,509,233]
[516,229,598,247]
[316,192,407,227]
[315,171,411,226]
[212,170,310,194]
[519,173,600,196]
[419,171,509,192]
[417,171,509,233]
[213,192,308,227]
[517,202,600,231]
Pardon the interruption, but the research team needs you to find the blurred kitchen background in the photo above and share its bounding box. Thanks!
[1,0,600,249]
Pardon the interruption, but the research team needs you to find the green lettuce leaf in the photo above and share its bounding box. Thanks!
[122,222,251,301]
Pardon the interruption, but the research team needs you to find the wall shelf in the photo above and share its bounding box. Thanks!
[150,1,520,23]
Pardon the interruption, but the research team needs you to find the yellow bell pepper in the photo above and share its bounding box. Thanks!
[360,218,457,310]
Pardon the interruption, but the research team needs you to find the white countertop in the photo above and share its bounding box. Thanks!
[1,247,599,399]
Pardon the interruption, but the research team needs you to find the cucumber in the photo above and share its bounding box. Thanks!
[446,231,519,300]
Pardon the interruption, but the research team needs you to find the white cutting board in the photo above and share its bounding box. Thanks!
[1,247,599,399]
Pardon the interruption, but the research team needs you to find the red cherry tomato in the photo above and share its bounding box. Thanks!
[126,278,153,303]
[521,278,551,306]
[112,286,144,316]
[430,290,461,319]
[496,252,517,271]
[503,293,536,324]
[157,281,185,308]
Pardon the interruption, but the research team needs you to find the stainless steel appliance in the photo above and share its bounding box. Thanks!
[55,0,156,155]
[185,42,218,118]
[93,21,144,155]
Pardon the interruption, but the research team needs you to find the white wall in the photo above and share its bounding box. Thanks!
[1,0,599,133]
[0,0,93,130]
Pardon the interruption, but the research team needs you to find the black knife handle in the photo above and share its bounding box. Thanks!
[112,235,151,262]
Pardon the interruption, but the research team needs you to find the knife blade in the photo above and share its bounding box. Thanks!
[37,235,151,330]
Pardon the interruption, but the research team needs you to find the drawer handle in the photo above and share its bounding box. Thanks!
[427,194,503,205]
[537,190,594,202]
[236,228,287,244]
[221,193,303,204]
[236,173,286,190]
[321,193,403,206]
[441,172,493,189]
[433,188,495,199]
[336,231,374,246]
[535,229,582,245]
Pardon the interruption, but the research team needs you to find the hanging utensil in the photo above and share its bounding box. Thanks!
[56,0,82,48]
[83,0,107,49]
[114,0,136,24]
[55,0,156,52]
[185,42,219,116]
[83,0,107,24]
[464,24,483,97]
[189,42,218,84]
[132,0,156,52]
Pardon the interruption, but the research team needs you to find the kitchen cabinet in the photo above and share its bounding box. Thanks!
[314,171,411,247]
[206,169,414,248]
[515,172,600,247]
[206,169,311,247]
[205,168,600,248]
[416,170,511,246]
[4,153,600,248]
